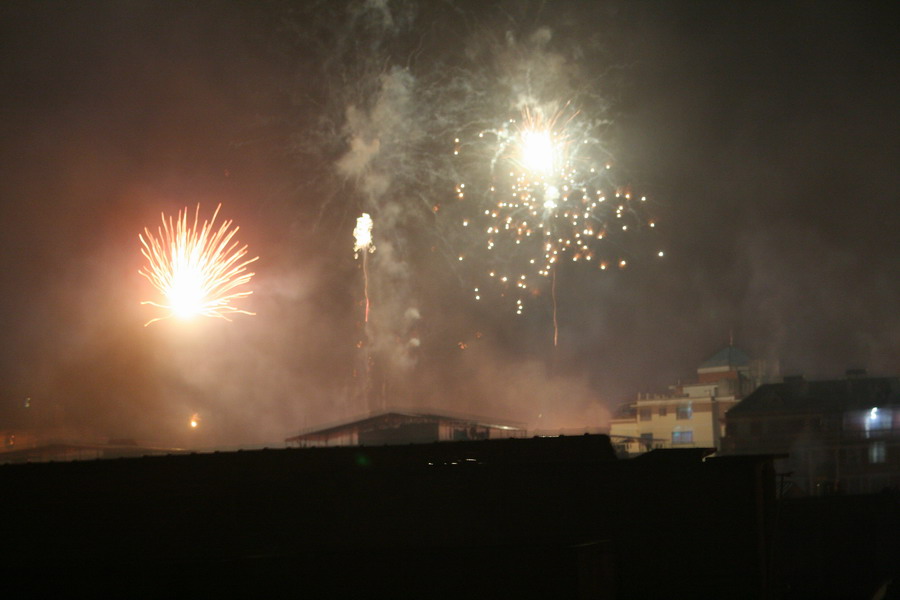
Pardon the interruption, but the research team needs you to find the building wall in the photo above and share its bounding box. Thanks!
[359,422,440,445]
[610,348,769,456]
[295,431,358,448]
[610,396,739,454]
[697,369,738,385]
[725,423,900,495]
[289,415,525,448]
[723,395,900,495]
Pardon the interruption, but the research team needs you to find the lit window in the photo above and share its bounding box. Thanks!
[676,404,692,420]
[672,430,693,445]
[869,441,886,464]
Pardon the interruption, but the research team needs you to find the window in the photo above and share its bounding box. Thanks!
[639,407,653,421]
[676,404,692,420]
[639,433,654,449]
[672,430,693,445]
[869,441,886,464]
[658,406,668,417]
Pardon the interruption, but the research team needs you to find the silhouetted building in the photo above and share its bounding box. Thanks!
[0,435,779,598]
[286,410,525,447]
[722,371,900,495]
[0,439,183,464]
[611,345,774,455]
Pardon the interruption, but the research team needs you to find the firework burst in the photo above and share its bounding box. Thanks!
[450,104,660,316]
[139,204,258,327]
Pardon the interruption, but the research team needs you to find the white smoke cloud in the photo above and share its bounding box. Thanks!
[333,60,425,410]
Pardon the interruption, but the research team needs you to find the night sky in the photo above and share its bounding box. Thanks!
[1,1,897,447]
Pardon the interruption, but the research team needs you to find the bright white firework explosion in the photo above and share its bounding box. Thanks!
[450,104,660,316]
[139,203,258,327]
[353,212,375,257]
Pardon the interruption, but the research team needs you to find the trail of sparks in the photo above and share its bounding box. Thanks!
[139,204,258,327]
[353,213,377,410]
[353,213,375,323]
[552,268,558,347]
[362,254,370,323]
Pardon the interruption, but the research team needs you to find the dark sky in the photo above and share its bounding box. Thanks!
[0,1,897,447]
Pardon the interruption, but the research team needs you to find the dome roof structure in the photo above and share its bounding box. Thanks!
[699,345,751,370]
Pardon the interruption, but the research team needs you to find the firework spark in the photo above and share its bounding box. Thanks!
[139,204,258,327]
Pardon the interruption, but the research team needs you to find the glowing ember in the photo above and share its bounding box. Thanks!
[139,203,258,327]
[189,413,200,429]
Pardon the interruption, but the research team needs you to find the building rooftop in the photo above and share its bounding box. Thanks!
[727,376,900,417]
[286,410,525,445]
